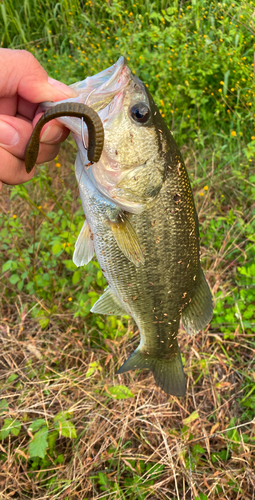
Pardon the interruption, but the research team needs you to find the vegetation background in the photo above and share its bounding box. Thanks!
[0,0,255,498]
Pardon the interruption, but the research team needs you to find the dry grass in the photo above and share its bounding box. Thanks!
[1,317,255,499]
[1,143,255,500]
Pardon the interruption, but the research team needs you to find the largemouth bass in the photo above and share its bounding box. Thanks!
[41,57,213,396]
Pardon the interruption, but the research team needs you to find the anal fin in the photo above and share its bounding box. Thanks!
[91,286,127,316]
[182,268,213,335]
[73,220,95,267]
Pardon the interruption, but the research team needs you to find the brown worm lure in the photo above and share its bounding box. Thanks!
[25,102,104,173]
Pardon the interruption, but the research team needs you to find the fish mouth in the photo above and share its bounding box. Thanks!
[41,57,133,153]
[42,58,146,213]
[71,56,131,113]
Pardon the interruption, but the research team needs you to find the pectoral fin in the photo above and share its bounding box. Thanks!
[73,220,95,267]
[109,213,144,267]
[182,269,213,335]
[91,286,127,316]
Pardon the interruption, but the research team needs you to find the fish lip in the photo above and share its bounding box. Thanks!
[97,62,132,128]
[68,56,126,92]
[84,56,131,109]
[88,56,132,114]
[41,57,131,121]
[99,56,128,91]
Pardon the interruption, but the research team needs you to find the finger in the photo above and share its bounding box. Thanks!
[0,114,68,185]
[0,142,62,186]
[0,95,18,115]
[35,142,61,165]
[17,97,38,121]
[0,95,38,121]
[30,110,71,145]
[0,114,70,161]
[40,121,70,145]
[0,147,35,185]
[0,49,78,103]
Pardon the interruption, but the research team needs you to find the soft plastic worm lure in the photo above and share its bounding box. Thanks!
[25,102,104,173]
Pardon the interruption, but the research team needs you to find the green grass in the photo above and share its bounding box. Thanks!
[1,0,255,498]
[1,0,255,145]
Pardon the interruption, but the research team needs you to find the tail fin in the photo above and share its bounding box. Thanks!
[116,347,186,397]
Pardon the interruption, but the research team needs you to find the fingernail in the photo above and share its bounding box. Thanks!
[48,77,78,98]
[40,126,63,144]
[0,121,19,147]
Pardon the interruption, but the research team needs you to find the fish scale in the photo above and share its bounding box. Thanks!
[82,153,199,376]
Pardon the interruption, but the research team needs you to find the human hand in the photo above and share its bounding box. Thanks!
[0,49,78,191]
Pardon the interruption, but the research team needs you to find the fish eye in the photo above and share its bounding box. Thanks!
[130,102,150,124]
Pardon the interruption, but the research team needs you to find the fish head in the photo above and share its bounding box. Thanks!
[102,68,157,167]
[85,57,172,213]
[43,57,172,213]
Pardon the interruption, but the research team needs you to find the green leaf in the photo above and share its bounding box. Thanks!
[17,280,24,291]
[0,399,8,415]
[38,316,49,329]
[6,373,18,383]
[29,419,47,432]
[147,463,165,480]
[226,417,239,442]
[223,69,230,96]
[0,418,21,439]
[2,260,13,272]
[211,449,229,463]
[52,243,63,255]
[48,430,59,453]
[9,274,20,284]
[98,471,109,488]
[195,494,208,500]
[107,385,134,399]
[56,453,64,464]
[54,416,77,438]
[183,410,199,425]
[63,259,76,271]
[241,397,255,409]
[72,270,81,285]
[28,426,49,458]
[86,361,102,378]
[11,420,21,436]
[53,410,72,421]
[192,444,205,454]
[0,419,13,439]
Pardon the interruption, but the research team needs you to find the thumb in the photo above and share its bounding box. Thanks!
[0,49,78,103]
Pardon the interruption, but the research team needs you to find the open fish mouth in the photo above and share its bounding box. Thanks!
[41,56,131,143]
[41,56,147,213]
[71,56,131,116]
[71,56,128,93]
